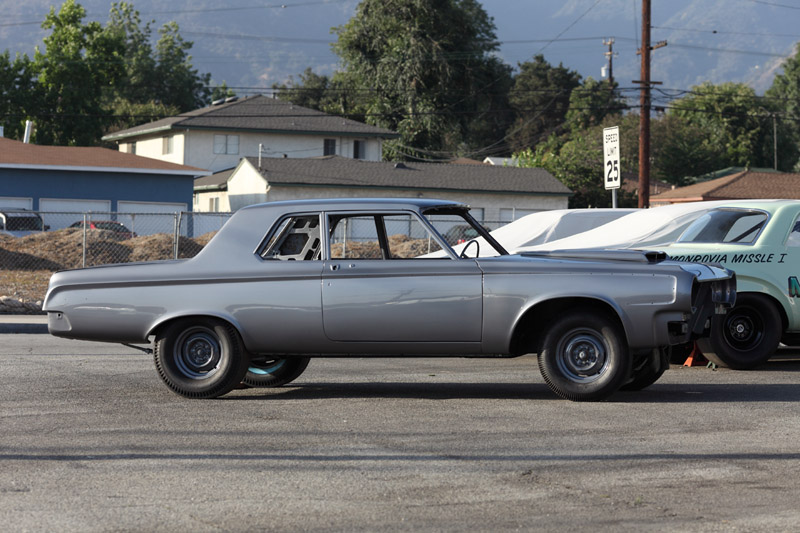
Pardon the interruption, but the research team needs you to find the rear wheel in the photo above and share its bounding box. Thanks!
[538,311,630,401]
[243,357,310,388]
[697,294,782,369]
[154,317,250,398]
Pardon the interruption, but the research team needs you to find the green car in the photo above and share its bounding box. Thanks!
[661,200,800,369]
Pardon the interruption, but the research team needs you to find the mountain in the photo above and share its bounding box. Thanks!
[0,0,797,97]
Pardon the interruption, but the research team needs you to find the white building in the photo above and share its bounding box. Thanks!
[194,156,572,224]
[103,95,399,173]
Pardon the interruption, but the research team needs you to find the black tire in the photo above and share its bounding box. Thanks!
[697,294,782,370]
[621,348,669,391]
[243,357,310,388]
[154,317,250,398]
[780,333,800,346]
[538,311,631,401]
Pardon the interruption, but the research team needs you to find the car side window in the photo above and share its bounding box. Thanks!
[260,215,322,260]
[329,213,445,259]
[787,218,800,247]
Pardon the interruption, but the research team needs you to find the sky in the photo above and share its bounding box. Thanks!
[1,0,799,95]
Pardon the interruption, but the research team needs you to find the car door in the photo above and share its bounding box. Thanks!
[321,211,483,343]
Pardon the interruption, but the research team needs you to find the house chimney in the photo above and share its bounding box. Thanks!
[23,121,33,143]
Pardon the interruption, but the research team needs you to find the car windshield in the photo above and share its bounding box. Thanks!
[422,207,508,257]
[678,208,768,244]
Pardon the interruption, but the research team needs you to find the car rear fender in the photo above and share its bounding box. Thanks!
[147,312,246,344]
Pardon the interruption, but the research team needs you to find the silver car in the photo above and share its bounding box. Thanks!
[43,198,735,401]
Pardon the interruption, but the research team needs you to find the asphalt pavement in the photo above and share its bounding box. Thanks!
[3,333,800,532]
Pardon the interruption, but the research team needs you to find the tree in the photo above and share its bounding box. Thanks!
[331,0,512,160]
[273,67,343,114]
[32,0,125,145]
[650,114,723,185]
[765,42,800,170]
[506,55,581,152]
[669,82,777,170]
[515,121,637,209]
[153,21,210,111]
[0,51,37,140]
[565,76,624,132]
[210,82,236,102]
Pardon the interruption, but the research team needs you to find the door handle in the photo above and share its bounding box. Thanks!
[329,264,340,271]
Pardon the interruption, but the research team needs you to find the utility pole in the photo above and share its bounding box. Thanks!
[638,0,651,209]
[603,38,616,86]
[633,0,666,209]
[773,113,778,170]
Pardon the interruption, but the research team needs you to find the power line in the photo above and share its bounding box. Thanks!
[538,0,604,53]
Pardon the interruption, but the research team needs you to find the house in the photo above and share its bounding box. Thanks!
[650,169,800,206]
[102,94,400,173]
[193,155,571,223]
[0,136,207,230]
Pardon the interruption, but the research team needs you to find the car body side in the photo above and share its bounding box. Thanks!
[44,199,734,359]
[659,200,800,336]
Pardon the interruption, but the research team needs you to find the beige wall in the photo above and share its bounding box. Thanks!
[121,131,384,172]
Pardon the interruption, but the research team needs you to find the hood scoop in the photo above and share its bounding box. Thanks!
[520,249,667,264]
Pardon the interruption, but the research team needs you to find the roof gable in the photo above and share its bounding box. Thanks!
[103,95,399,141]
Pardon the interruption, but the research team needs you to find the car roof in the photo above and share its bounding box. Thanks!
[238,197,469,213]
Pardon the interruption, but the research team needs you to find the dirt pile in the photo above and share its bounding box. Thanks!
[1,230,217,308]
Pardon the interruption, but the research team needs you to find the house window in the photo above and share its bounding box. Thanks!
[162,135,173,155]
[323,138,336,156]
[208,197,220,212]
[130,142,136,155]
[214,135,239,155]
[353,140,365,159]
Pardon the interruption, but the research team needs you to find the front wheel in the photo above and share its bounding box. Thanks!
[154,317,250,398]
[243,357,310,388]
[697,294,782,370]
[538,311,630,401]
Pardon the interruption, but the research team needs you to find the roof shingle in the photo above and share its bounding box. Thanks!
[0,137,205,174]
[197,155,572,196]
[103,95,399,141]
[651,170,800,204]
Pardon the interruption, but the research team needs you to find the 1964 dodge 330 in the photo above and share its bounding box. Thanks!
[43,198,736,401]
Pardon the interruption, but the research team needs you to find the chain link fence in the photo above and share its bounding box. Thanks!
[1,211,232,312]
[0,210,505,312]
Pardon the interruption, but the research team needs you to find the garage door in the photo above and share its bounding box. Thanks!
[117,201,188,236]
[39,198,112,230]
[0,197,33,210]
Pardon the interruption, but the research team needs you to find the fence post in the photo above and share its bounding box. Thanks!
[173,213,180,260]
[82,213,87,268]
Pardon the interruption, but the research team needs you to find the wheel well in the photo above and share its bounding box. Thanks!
[509,298,624,356]
[149,314,241,341]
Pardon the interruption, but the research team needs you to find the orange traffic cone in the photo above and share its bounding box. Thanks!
[682,342,709,367]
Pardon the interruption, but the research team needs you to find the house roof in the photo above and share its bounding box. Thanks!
[195,155,572,196]
[102,94,400,142]
[650,169,800,204]
[0,137,207,176]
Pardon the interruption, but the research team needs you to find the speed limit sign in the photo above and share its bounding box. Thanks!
[603,126,620,190]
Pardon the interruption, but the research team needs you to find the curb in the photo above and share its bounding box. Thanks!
[0,316,49,334]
